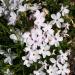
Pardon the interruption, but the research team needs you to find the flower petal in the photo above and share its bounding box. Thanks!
[56,21,61,28]
[57,12,61,19]
[51,14,56,19]
[59,18,64,22]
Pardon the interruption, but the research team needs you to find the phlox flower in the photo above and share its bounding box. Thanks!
[49,31,63,47]
[47,65,58,75]
[57,62,70,75]
[60,5,69,16]
[57,50,69,64]
[50,12,64,28]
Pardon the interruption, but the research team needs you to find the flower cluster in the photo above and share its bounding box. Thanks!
[0,0,41,25]
[33,50,70,75]
[22,7,69,67]
[0,0,71,75]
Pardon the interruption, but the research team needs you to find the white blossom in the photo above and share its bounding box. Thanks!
[22,56,33,67]
[49,31,63,47]
[39,45,51,58]
[47,65,58,75]
[34,10,45,25]
[28,50,40,62]
[50,12,64,28]
[60,5,69,16]
[57,62,70,75]
[57,50,69,64]
[4,49,16,65]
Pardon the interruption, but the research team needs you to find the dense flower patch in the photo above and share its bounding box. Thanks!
[0,0,74,75]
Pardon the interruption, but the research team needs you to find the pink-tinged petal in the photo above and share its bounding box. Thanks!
[66,69,70,73]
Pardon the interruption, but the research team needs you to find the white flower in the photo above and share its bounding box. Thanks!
[28,50,40,62]
[50,12,64,28]
[34,10,45,25]
[57,50,69,64]
[39,45,51,58]
[31,28,42,37]
[34,18,45,26]
[47,65,58,75]
[4,49,16,65]
[22,56,33,67]
[57,62,70,75]
[60,5,69,16]
[49,31,63,47]
[22,6,70,71]
[42,25,54,35]
[4,56,12,65]
[34,10,44,19]
[8,12,17,25]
